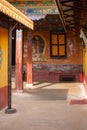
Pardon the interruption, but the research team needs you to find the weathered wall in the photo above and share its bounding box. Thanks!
[0,27,8,110]
[31,30,83,64]
[23,30,83,82]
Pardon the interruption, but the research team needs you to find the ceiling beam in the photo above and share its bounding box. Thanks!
[61,3,73,8]
[60,0,73,4]
[63,8,73,13]
[55,0,66,32]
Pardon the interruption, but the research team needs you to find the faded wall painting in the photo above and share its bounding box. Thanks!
[32,34,46,61]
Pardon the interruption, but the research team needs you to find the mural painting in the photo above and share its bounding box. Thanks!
[32,35,46,61]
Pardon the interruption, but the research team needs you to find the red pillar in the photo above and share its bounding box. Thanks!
[15,29,23,91]
[26,31,33,88]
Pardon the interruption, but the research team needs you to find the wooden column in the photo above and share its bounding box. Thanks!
[5,22,16,114]
[15,29,23,91]
[26,30,33,88]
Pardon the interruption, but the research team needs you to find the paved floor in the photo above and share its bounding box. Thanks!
[0,82,87,130]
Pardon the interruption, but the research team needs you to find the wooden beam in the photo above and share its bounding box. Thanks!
[0,0,33,29]
[60,0,73,4]
[63,8,73,13]
[62,3,73,8]
[55,0,66,32]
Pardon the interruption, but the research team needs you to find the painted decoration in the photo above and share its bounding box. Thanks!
[32,35,46,61]
[17,7,59,20]
[67,42,77,57]
[26,8,58,15]
[26,8,58,20]
[9,0,58,21]
[33,64,83,72]
[10,0,55,6]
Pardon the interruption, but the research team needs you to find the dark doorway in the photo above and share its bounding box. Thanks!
[59,75,76,82]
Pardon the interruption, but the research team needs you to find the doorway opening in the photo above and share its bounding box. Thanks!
[59,75,76,82]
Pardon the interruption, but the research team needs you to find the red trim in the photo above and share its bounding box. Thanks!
[27,33,33,84]
[0,86,8,110]
[15,30,23,90]
[83,74,87,93]
[79,73,83,82]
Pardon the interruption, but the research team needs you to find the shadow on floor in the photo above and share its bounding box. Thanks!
[24,88,69,100]
[33,82,59,89]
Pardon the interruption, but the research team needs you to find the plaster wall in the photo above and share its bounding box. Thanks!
[23,30,83,82]
[0,27,8,109]
[83,47,87,92]
[31,30,83,64]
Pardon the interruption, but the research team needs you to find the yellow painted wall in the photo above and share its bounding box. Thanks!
[0,27,8,88]
[83,47,87,77]
[83,48,85,73]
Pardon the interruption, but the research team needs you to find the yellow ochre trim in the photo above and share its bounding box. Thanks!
[0,0,33,30]
[0,27,8,88]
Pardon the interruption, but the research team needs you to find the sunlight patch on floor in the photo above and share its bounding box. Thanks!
[12,82,86,100]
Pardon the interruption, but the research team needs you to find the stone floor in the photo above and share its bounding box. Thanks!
[0,82,87,130]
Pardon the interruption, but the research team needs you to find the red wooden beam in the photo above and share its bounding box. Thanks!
[15,29,23,91]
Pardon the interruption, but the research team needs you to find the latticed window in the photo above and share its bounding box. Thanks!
[50,31,66,58]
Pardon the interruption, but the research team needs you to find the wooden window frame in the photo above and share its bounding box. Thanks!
[50,31,66,58]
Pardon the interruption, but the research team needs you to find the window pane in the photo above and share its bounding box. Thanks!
[52,34,57,44]
[59,46,65,56]
[52,45,58,56]
[50,32,66,58]
[59,35,65,44]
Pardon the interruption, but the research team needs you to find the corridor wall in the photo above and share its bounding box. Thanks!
[0,27,8,110]
[23,30,83,82]
[83,47,87,92]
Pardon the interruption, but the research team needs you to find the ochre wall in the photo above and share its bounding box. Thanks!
[0,27,8,87]
[0,27,8,109]
[23,30,83,64]
[23,29,87,91]
[83,47,87,76]
[83,47,87,92]
[23,30,83,82]
[31,30,83,64]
